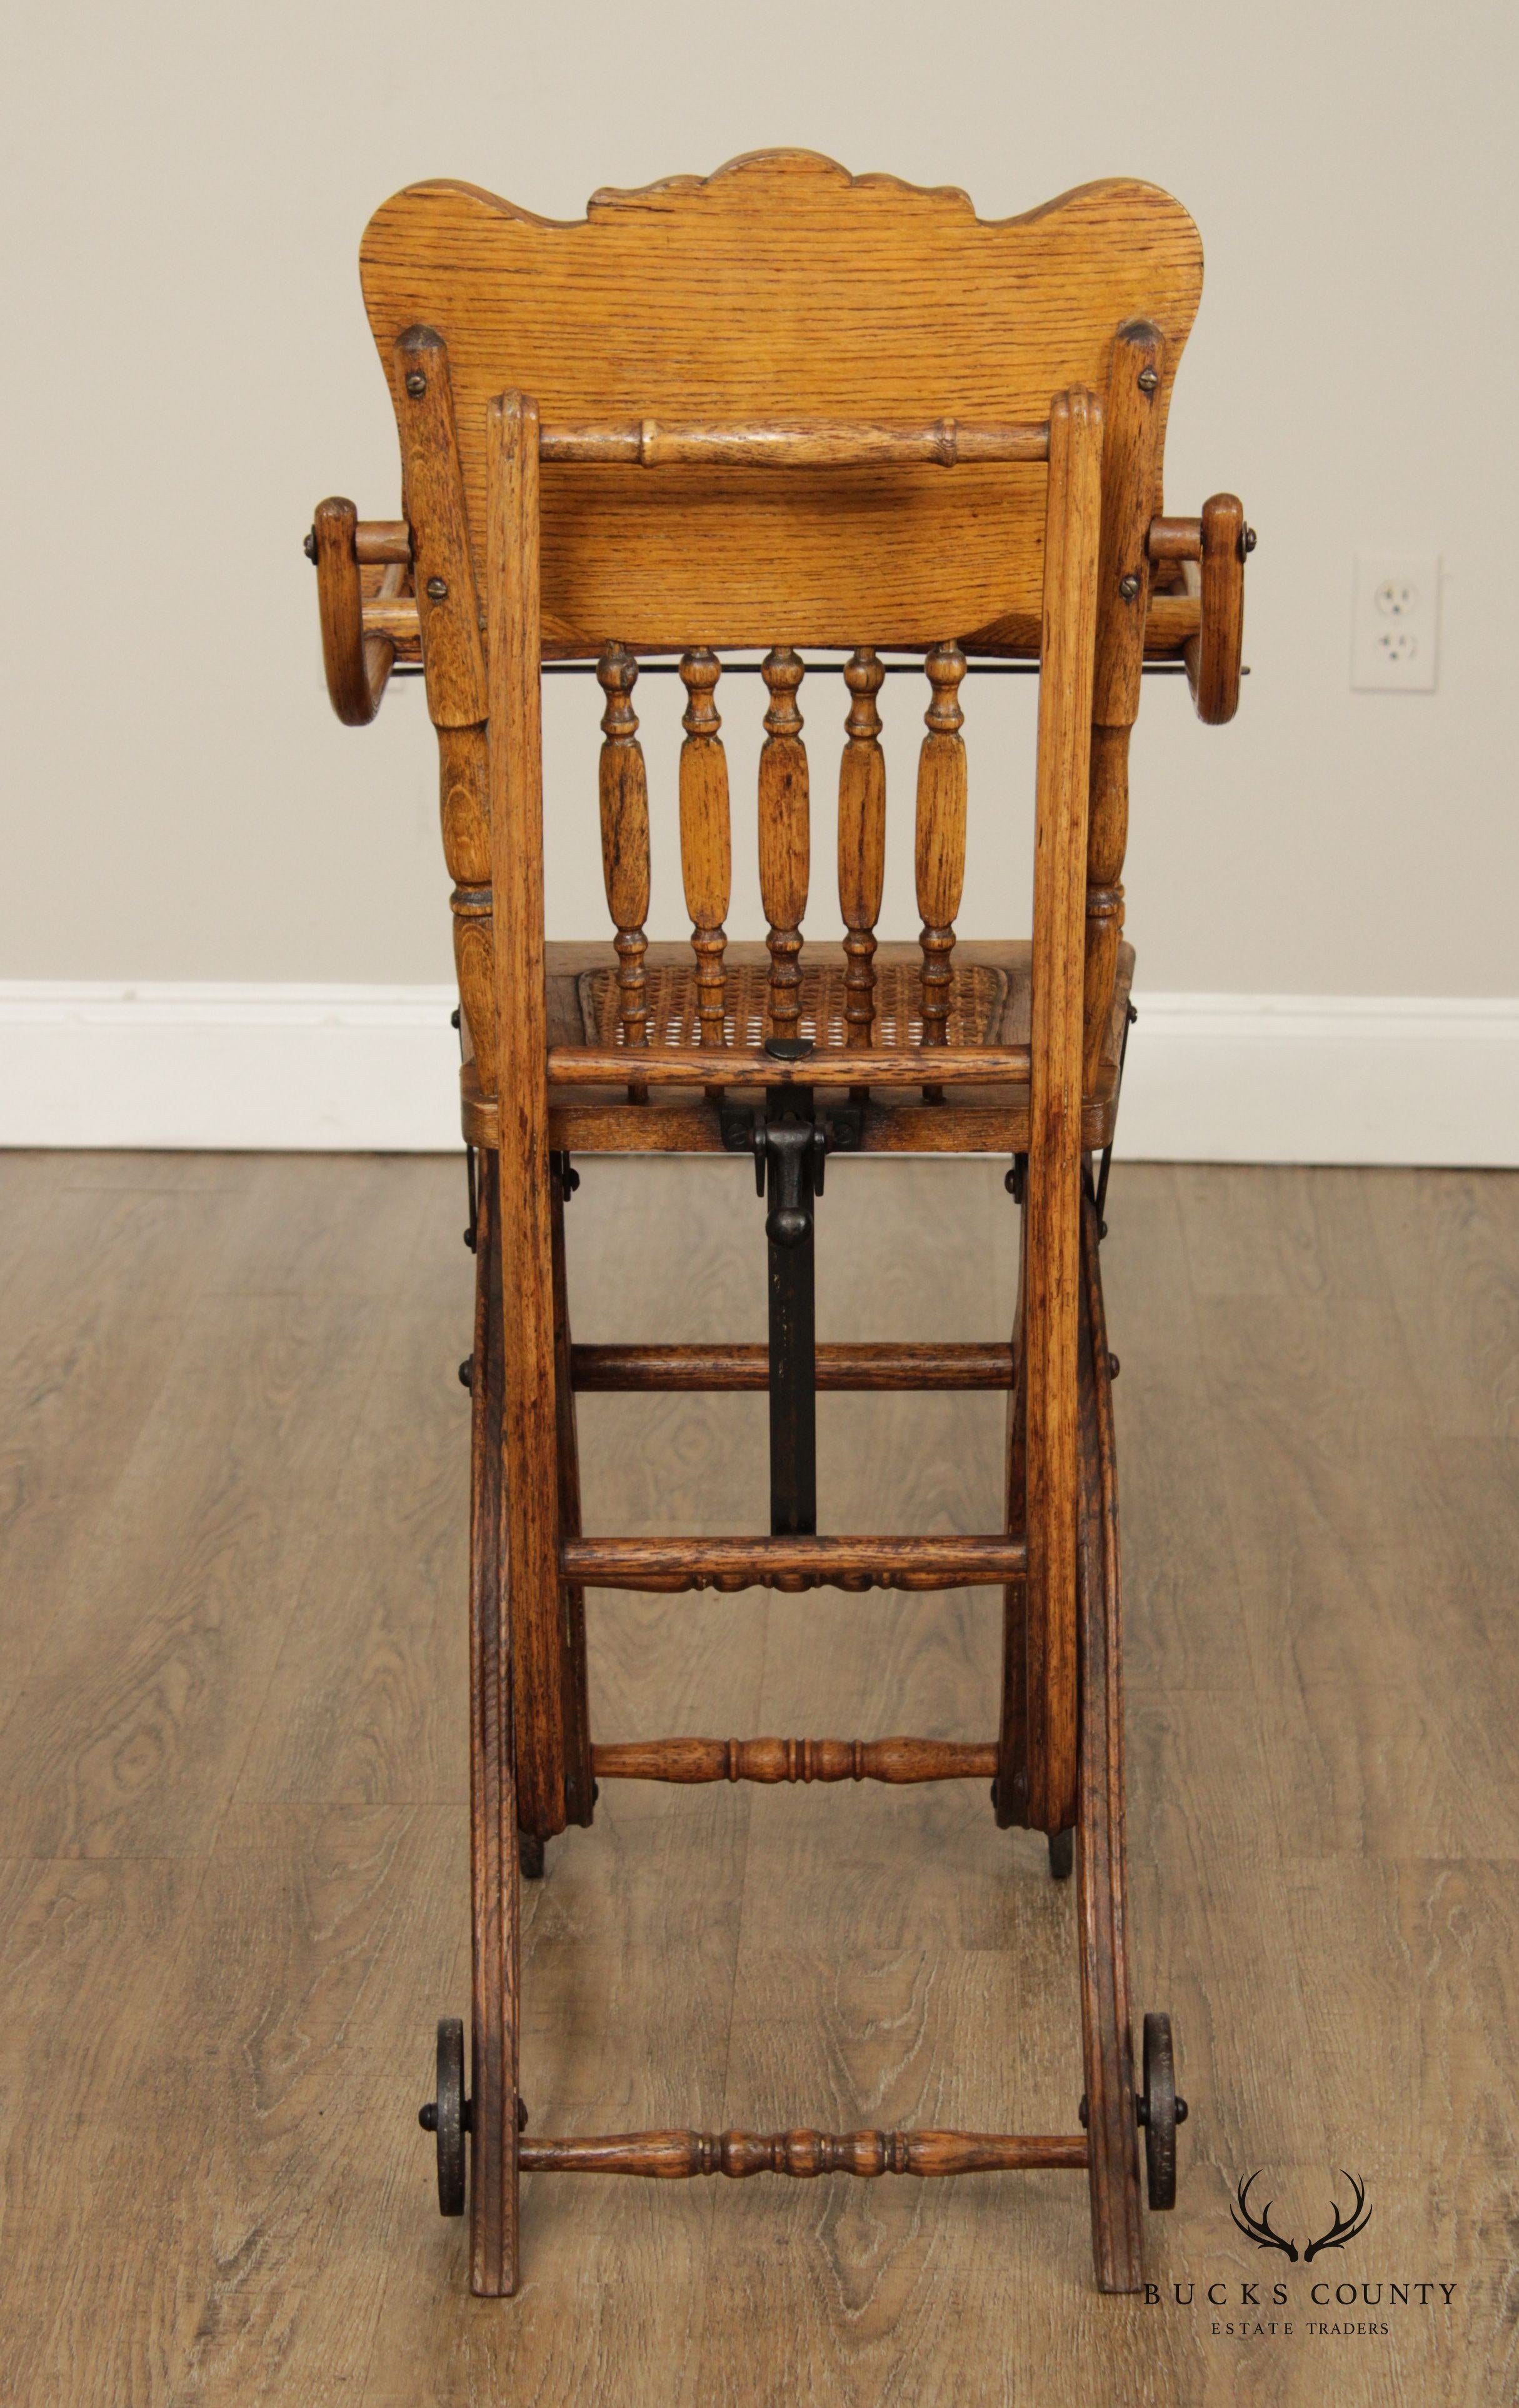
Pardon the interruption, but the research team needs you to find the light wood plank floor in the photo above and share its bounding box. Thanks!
[0,1152,1514,2407]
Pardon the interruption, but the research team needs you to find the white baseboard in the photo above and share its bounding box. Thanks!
[0,982,461,1153]
[0,981,1515,1164]
[1116,992,1519,1167]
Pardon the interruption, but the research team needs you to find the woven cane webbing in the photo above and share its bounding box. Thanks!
[577,956,1010,1051]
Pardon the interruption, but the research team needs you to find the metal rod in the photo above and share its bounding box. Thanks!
[536,659,1195,677]
[391,660,1199,680]
[762,1112,818,1537]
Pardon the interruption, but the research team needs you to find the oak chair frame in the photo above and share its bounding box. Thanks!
[306,151,1249,2299]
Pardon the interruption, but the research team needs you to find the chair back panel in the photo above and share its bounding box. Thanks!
[360,150,1202,655]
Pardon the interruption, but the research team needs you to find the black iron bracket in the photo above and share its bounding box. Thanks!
[463,1142,478,1254]
[1091,1001,1138,1241]
[719,1039,861,1536]
[718,1046,865,1166]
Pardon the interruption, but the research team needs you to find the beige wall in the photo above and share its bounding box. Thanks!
[6,0,1515,995]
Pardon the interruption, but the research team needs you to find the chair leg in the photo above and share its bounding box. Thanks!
[551,1154,594,1829]
[486,392,568,1851]
[995,1181,1030,1830]
[1075,1194,1145,2292]
[498,1131,569,1847]
[469,1156,521,2295]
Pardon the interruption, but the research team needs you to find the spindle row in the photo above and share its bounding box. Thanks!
[592,644,972,1059]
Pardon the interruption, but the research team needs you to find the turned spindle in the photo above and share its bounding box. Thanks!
[838,647,886,1047]
[678,649,731,1049]
[386,327,498,1094]
[517,2127,1085,2179]
[596,642,651,1097]
[915,642,968,1071]
[1084,727,1128,1086]
[439,726,498,1095]
[758,647,809,1039]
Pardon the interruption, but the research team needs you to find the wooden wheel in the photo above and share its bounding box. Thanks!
[418,2016,469,2216]
[1138,2011,1187,2210]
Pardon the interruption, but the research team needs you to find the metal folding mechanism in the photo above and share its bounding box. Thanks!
[720,1037,862,1536]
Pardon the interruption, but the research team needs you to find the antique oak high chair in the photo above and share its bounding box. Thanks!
[306,151,1250,2297]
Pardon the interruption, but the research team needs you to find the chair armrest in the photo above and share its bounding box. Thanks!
[306,497,410,726]
[1147,496,1255,724]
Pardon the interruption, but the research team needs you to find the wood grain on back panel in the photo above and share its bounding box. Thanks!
[360,150,1202,656]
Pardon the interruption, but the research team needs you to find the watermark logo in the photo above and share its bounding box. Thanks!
[1229,2168,1373,2264]
[1143,2164,1456,2339]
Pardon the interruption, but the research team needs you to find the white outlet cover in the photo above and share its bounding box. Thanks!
[1351,551,1440,692]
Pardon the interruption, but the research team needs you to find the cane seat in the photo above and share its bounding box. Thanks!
[579,952,1011,1052]
[527,939,1136,1151]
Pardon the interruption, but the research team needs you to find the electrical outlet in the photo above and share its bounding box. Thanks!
[1351,552,1440,691]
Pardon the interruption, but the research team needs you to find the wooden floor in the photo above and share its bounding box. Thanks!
[0,1151,1514,2406]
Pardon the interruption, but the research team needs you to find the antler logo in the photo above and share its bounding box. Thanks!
[1230,2170,1373,2264]
[1230,2171,1298,2261]
[1303,2171,1373,2262]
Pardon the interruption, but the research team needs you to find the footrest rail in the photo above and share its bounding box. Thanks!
[518,2128,1089,2177]
[593,1737,998,1784]
[571,1341,1014,1392]
[561,1534,1026,1592]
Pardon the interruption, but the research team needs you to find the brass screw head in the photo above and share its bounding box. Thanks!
[404,370,428,397]
[1241,524,1258,557]
[1136,366,1159,394]
[426,576,448,601]
[1118,572,1141,601]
